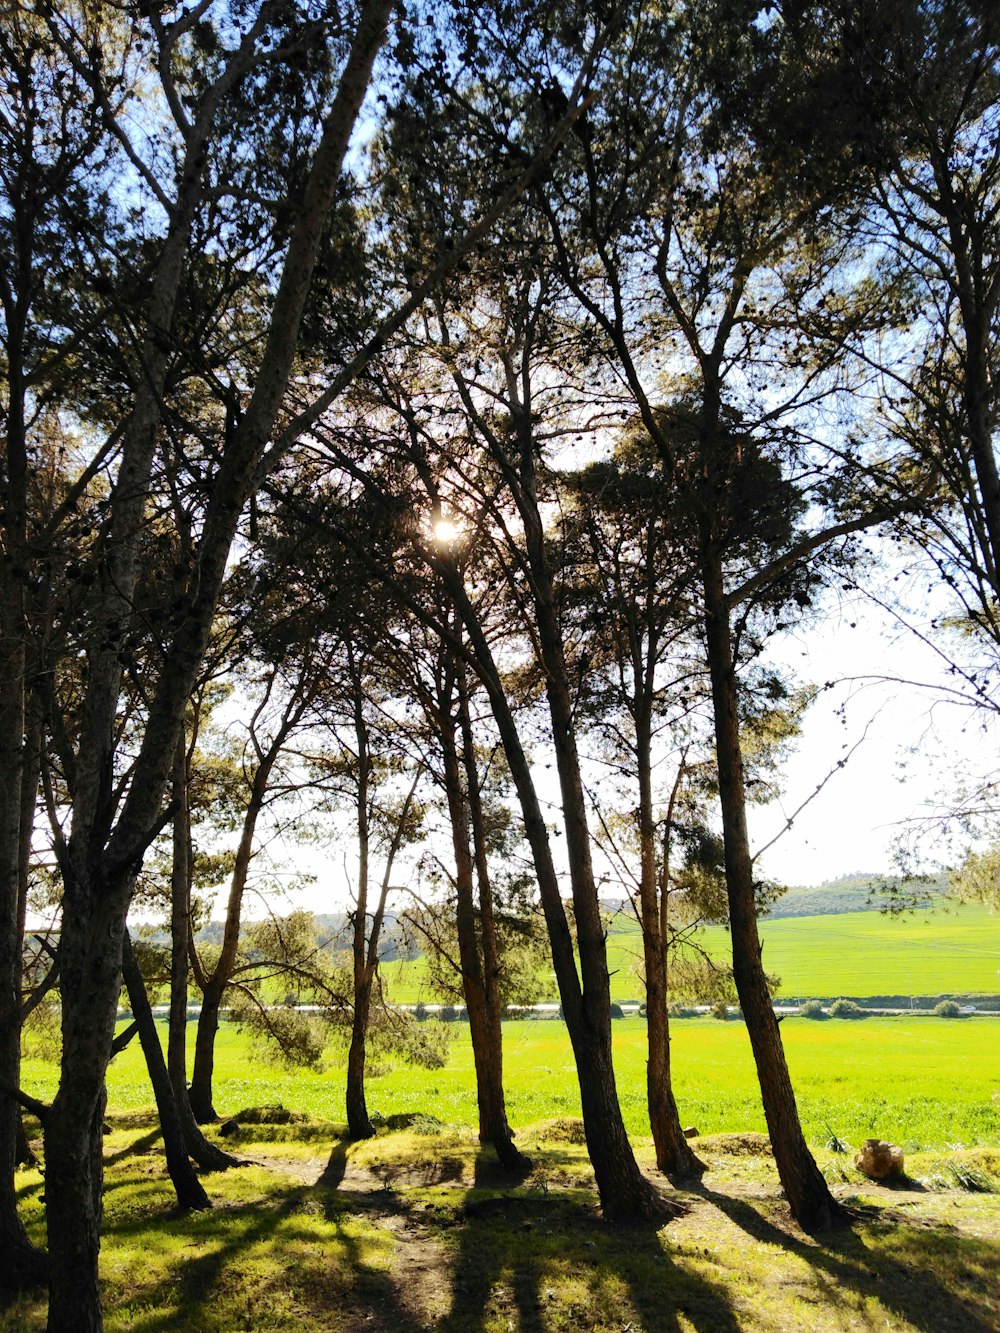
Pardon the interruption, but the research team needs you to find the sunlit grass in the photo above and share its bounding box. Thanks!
[380,900,1000,1002]
[21,1014,1000,1154]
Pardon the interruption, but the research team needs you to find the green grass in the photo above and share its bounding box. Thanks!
[380,900,1000,1003]
[21,1014,1000,1155]
[8,1107,1000,1332]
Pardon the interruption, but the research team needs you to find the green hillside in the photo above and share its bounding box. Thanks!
[761,872,948,918]
[609,899,1000,1000]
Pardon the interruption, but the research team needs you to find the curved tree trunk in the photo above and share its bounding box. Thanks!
[121,933,211,1210]
[167,737,240,1169]
[700,532,841,1233]
[188,978,225,1124]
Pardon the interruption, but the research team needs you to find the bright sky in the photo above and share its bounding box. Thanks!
[748,589,991,888]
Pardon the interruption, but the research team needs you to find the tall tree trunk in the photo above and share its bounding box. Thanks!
[166,738,239,1168]
[120,933,211,1211]
[0,301,47,1286]
[700,533,841,1232]
[44,873,130,1332]
[0,615,46,1288]
[188,752,275,1124]
[636,724,703,1178]
[346,971,375,1139]
[448,576,672,1219]
[346,678,375,1139]
[445,669,526,1169]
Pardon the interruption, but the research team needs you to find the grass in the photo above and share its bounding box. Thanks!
[7,1108,1000,1332]
[21,1014,1000,1154]
[379,899,1000,1002]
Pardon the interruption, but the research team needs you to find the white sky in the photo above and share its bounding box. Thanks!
[748,591,992,887]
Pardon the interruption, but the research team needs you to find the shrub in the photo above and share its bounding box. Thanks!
[829,997,865,1019]
[610,1002,624,1019]
[934,999,962,1018]
[711,1000,729,1021]
[799,999,827,1019]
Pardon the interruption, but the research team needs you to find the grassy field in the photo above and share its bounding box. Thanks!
[10,1016,1000,1331]
[21,1014,1000,1153]
[9,1076,1000,1331]
[379,900,1000,1002]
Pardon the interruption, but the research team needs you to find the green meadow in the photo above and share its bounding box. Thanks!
[380,899,1000,1002]
[21,1013,1000,1152]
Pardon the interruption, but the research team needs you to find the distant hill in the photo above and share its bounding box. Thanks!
[763,872,949,919]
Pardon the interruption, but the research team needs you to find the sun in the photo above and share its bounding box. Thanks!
[433,519,460,544]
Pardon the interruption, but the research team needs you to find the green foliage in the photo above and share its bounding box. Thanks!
[829,997,866,1019]
[934,1000,962,1018]
[950,845,1000,912]
[800,999,827,1019]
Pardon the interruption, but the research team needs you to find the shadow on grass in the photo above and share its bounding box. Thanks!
[104,1177,427,1333]
[435,1189,741,1333]
[104,1127,163,1166]
[692,1181,997,1332]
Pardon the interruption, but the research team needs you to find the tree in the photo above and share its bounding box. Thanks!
[8,1,597,1319]
[560,443,708,1177]
[526,0,900,1229]
[0,5,118,1287]
[23,6,397,1325]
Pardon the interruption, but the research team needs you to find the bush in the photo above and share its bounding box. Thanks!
[609,1002,624,1019]
[934,999,962,1018]
[711,1000,729,1021]
[799,999,827,1019]
[829,997,865,1019]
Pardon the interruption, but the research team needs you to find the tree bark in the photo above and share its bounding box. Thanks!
[188,978,225,1124]
[443,666,526,1169]
[346,674,375,1140]
[447,575,673,1219]
[635,721,704,1178]
[700,532,841,1232]
[120,933,211,1210]
[167,737,239,1168]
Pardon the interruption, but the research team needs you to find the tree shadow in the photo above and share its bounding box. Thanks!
[435,1187,740,1333]
[104,1126,163,1166]
[112,1177,427,1333]
[472,1147,537,1191]
[690,1181,996,1332]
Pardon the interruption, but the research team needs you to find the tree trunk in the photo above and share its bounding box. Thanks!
[636,722,703,1178]
[460,669,527,1168]
[346,971,375,1139]
[121,933,211,1210]
[166,738,239,1169]
[43,869,130,1332]
[346,677,375,1140]
[700,534,841,1232]
[188,978,224,1124]
[448,575,672,1219]
[0,557,46,1288]
[444,674,526,1169]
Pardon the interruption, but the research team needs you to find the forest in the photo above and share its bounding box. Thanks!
[2,2,1000,1329]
